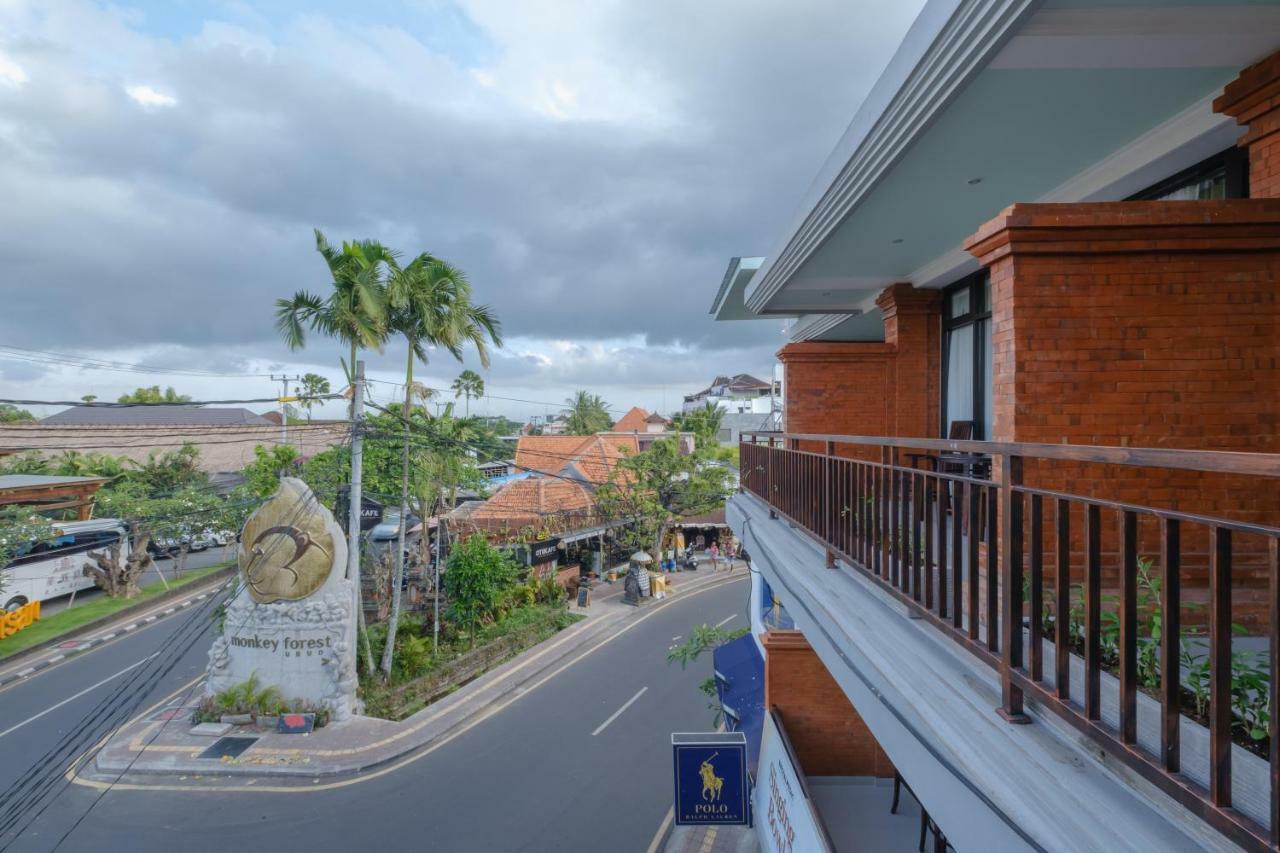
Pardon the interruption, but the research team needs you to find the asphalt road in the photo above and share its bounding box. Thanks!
[1,574,750,853]
[37,545,236,618]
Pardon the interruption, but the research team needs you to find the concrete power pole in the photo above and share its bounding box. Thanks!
[271,373,302,444]
[346,361,374,674]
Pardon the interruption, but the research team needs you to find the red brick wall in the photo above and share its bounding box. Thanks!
[762,630,893,777]
[1216,50,1280,199]
[967,201,1280,628]
[778,285,940,456]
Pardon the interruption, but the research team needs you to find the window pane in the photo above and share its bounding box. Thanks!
[948,286,970,319]
[980,318,993,440]
[945,325,975,431]
[980,275,991,312]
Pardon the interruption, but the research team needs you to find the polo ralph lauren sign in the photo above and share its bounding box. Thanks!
[671,732,750,826]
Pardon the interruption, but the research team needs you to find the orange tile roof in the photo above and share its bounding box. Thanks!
[514,435,593,476]
[599,434,639,455]
[612,406,650,431]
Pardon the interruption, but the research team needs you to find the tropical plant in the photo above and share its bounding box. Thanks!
[562,390,612,435]
[80,395,97,404]
[275,229,396,385]
[0,404,35,423]
[242,444,302,497]
[379,253,501,677]
[667,624,748,727]
[443,534,520,645]
[117,386,191,404]
[680,401,726,444]
[451,370,485,418]
[298,373,331,421]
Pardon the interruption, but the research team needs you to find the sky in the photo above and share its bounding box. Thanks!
[0,0,925,423]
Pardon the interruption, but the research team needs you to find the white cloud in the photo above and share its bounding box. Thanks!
[0,51,27,87]
[125,84,176,108]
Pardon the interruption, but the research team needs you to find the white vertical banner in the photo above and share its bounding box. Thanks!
[754,709,833,853]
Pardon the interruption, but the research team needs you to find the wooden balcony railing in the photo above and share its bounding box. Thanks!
[740,432,1280,851]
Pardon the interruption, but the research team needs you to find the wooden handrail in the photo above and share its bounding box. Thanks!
[742,431,1280,478]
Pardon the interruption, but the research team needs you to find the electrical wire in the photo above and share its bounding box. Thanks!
[0,395,345,409]
[0,347,275,379]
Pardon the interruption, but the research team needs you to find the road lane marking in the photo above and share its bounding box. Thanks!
[646,806,674,853]
[714,614,736,628]
[591,687,647,737]
[0,653,159,741]
[69,574,749,794]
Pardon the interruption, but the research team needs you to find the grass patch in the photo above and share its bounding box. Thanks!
[0,562,232,661]
[360,604,584,720]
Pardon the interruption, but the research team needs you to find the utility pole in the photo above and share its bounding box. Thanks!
[346,361,374,674]
[271,373,302,444]
[434,518,446,654]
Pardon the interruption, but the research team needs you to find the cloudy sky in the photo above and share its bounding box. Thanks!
[0,0,923,422]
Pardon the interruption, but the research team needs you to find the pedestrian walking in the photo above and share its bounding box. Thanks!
[709,541,720,571]
[725,537,737,571]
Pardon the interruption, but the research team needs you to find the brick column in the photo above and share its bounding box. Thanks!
[877,283,942,438]
[1215,51,1280,198]
[762,630,893,777]
[965,200,1280,630]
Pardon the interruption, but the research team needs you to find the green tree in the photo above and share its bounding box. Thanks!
[380,254,501,676]
[443,534,519,645]
[451,369,485,418]
[562,391,611,435]
[275,229,396,386]
[80,395,97,404]
[124,443,206,494]
[0,509,55,602]
[117,386,191,404]
[595,437,733,558]
[0,404,35,423]
[0,452,50,475]
[241,444,302,497]
[681,401,726,445]
[298,373,331,421]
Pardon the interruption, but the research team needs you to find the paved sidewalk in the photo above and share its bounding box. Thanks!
[87,568,743,783]
[664,824,759,853]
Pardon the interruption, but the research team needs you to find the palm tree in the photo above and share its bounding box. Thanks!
[450,369,485,417]
[275,229,395,677]
[275,229,396,388]
[379,252,502,677]
[298,373,331,421]
[563,390,612,435]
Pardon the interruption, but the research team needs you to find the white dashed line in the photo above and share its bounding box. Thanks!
[144,615,157,623]
[123,624,138,632]
[100,634,116,641]
[714,614,736,628]
[46,655,65,664]
[592,687,648,737]
[16,668,35,678]
[163,609,175,615]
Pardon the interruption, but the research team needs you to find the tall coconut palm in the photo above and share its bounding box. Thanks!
[275,230,396,387]
[275,229,394,676]
[298,373,331,422]
[380,253,502,676]
[450,369,485,417]
[563,390,612,435]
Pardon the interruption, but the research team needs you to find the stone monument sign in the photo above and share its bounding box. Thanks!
[205,478,358,721]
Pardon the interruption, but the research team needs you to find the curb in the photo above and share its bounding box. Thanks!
[0,569,236,687]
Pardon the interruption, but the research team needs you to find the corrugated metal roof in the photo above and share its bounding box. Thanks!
[42,406,273,426]
[0,474,107,489]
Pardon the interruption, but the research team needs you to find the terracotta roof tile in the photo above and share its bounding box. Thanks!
[611,406,650,431]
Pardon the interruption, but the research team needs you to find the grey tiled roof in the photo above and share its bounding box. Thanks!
[42,405,273,426]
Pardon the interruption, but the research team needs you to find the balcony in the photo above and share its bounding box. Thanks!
[738,432,1280,851]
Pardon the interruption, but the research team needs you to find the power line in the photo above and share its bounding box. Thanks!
[0,394,344,409]
[0,346,275,378]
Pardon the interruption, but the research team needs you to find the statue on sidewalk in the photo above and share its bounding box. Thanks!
[205,478,358,721]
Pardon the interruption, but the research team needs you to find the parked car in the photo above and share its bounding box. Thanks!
[191,528,236,550]
[147,535,192,558]
[369,512,421,542]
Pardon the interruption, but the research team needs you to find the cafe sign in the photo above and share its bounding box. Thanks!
[529,537,561,565]
[671,732,750,826]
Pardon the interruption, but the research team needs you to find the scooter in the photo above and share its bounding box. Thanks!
[681,549,699,571]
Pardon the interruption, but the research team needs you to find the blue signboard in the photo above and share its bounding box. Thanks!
[671,732,750,826]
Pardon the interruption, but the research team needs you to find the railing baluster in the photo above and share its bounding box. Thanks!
[937,474,949,620]
[953,480,964,630]
[987,483,1000,653]
[1270,536,1279,846]
[1085,503,1101,721]
[1000,455,1025,720]
[1029,493,1043,683]
[1161,518,1181,773]
[924,474,935,611]
[1209,525,1232,808]
[968,482,981,642]
[1119,509,1138,745]
[890,454,900,588]
[1055,499,1071,702]
[910,471,922,601]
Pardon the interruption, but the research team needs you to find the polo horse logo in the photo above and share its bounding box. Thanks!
[700,753,724,803]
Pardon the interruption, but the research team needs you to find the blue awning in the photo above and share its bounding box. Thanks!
[713,633,765,770]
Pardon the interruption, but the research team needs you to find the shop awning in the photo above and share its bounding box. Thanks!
[713,634,765,770]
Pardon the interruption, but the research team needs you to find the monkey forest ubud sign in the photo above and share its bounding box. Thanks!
[205,478,358,721]
[671,732,750,826]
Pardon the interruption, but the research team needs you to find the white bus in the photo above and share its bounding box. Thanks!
[2,519,129,611]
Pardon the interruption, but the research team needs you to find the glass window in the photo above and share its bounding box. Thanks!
[948,286,970,319]
[945,325,975,425]
[942,272,993,439]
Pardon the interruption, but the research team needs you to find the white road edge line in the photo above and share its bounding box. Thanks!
[0,653,159,741]
[591,686,648,737]
[46,655,65,664]
[714,614,736,628]
[646,806,675,853]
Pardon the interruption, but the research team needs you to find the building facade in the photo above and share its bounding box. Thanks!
[712,3,1280,851]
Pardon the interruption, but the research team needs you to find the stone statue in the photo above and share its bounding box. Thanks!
[205,478,358,721]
